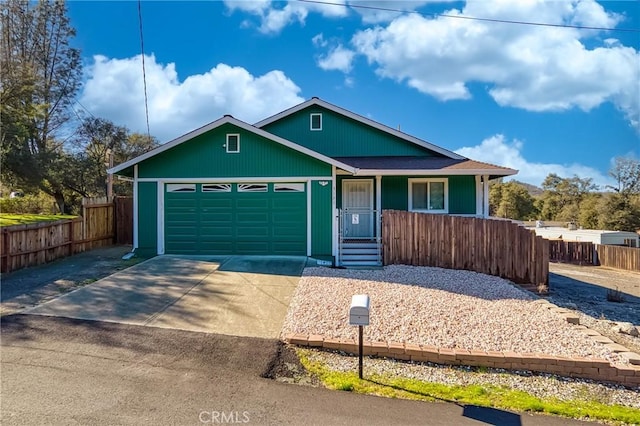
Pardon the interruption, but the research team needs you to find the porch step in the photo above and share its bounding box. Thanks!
[339,240,381,266]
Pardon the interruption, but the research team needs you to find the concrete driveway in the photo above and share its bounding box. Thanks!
[25,255,305,338]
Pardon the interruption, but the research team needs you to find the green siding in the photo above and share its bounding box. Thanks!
[138,123,331,179]
[448,175,476,214]
[262,106,437,158]
[311,180,332,257]
[379,175,476,214]
[381,176,408,210]
[137,182,157,256]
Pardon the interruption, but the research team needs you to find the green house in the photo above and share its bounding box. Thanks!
[109,98,516,266]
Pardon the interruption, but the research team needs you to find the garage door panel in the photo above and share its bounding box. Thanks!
[237,212,269,223]
[237,198,269,209]
[165,183,307,255]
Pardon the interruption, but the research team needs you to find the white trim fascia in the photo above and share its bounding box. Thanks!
[483,175,490,218]
[108,115,357,175]
[331,166,337,260]
[136,176,333,183]
[350,169,517,177]
[133,165,139,249]
[254,98,465,160]
[157,181,165,255]
[307,179,312,257]
[117,176,134,182]
[475,175,482,216]
[375,175,382,240]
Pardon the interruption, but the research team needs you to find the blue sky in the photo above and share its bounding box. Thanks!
[68,1,639,188]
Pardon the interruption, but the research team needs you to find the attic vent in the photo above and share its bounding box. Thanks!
[310,113,322,131]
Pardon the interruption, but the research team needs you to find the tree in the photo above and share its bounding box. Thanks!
[490,181,537,220]
[1,0,82,212]
[608,156,640,195]
[599,157,640,232]
[70,118,159,198]
[537,174,597,221]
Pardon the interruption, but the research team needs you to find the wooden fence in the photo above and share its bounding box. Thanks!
[382,210,549,288]
[1,196,133,273]
[115,196,133,245]
[548,240,595,265]
[597,244,640,272]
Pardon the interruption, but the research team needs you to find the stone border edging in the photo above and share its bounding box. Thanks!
[283,333,640,388]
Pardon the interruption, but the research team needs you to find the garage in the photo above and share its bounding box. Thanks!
[164,182,307,255]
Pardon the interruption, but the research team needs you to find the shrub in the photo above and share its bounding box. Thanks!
[0,193,57,214]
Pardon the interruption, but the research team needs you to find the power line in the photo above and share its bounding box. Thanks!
[137,0,151,139]
[297,0,640,33]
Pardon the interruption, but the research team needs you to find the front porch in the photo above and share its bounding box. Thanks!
[333,173,492,267]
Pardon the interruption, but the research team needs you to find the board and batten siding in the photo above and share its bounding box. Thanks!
[310,179,333,259]
[261,106,434,158]
[379,175,477,214]
[137,181,158,256]
[137,123,332,179]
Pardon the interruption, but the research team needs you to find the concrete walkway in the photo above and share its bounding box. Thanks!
[26,255,305,338]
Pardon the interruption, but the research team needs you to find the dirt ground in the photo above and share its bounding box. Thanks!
[0,245,145,316]
[547,262,640,353]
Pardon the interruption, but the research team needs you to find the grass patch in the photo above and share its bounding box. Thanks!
[0,213,77,227]
[297,349,640,425]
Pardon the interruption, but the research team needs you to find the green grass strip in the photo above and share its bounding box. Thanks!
[0,214,77,227]
[298,350,640,425]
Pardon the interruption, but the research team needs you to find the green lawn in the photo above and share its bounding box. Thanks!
[0,214,77,227]
[298,349,640,425]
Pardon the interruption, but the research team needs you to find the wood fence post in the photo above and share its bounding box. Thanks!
[2,228,11,273]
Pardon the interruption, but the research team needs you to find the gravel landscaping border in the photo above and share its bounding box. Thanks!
[281,265,640,386]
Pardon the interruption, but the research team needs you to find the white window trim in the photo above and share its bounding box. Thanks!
[408,178,449,213]
[310,113,322,131]
[226,133,240,153]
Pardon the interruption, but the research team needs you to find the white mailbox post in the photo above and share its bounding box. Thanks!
[349,294,370,379]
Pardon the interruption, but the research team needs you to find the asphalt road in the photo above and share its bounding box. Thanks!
[1,315,587,426]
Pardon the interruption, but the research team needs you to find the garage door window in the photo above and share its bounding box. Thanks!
[274,183,304,192]
[203,184,232,192]
[167,184,196,192]
[238,183,268,192]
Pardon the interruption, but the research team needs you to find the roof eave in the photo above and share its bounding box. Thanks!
[348,168,518,176]
[108,115,357,176]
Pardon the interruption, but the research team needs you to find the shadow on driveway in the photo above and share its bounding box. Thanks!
[24,255,306,338]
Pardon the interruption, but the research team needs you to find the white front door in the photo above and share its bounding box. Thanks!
[342,179,374,239]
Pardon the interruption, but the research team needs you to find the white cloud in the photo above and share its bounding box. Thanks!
[455,134,615,188]
[224,0,347,34]
[318,44,356,73]
[349,0,639,130]
[79,54,304,142]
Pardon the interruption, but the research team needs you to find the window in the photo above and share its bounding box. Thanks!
[226,134,240,153]
[408,178,448,213]
[274,183,305,192]
[166,184,196,192]
[202,184,231,192]
[238,183,268,192]
[310,113,322,131]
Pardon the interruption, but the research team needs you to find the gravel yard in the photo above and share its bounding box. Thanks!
[282,265,626,366]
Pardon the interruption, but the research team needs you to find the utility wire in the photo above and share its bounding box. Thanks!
[137,0,151,139]
[297,0,640,33]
